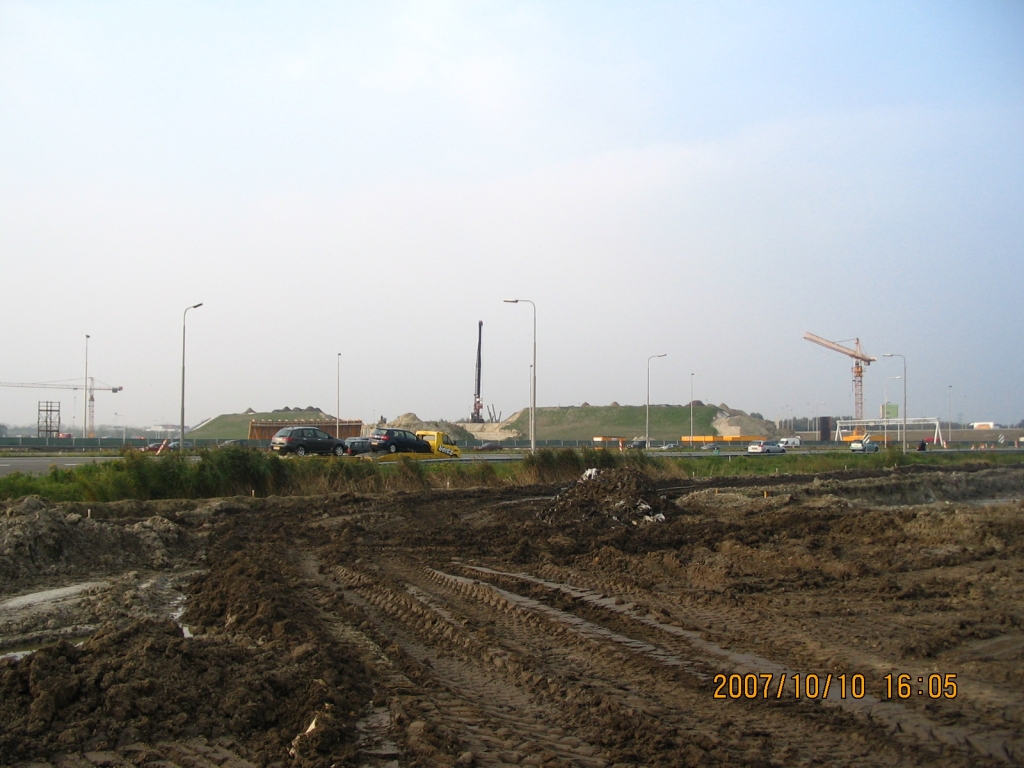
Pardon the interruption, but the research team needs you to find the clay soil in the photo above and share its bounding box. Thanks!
[2,464,1024,767]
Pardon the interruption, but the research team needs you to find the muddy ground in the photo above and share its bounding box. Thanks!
[2,463,1024,767]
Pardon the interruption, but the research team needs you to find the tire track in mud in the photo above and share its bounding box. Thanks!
[322,562,617,766]
[450,562,1020,765]
[320,555,1000,767]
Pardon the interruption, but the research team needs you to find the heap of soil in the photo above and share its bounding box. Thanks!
[0,501,201,591]
[386,413,473,441]
[0,515,374,767]
[540,467,672,526]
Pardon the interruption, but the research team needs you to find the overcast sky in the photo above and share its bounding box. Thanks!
[2,1,1022,431]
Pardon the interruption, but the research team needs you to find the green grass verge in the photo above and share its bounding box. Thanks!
[1,447,1019,504]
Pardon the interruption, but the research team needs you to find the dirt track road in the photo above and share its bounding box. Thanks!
[2,464,1024,767]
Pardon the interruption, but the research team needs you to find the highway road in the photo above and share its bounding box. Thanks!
[0,456,119,477]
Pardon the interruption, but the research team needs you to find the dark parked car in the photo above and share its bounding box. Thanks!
[626,440,647,450]
[475,441,504,451]
[270,427,345,456]
[369,428,431,454]
[220,439,249,448]
[342,436,374,455]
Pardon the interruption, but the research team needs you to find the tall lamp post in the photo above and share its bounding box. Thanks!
[180,303,203,450]
[884,376,901,447]
[83,334,90,439]
[883,353,907,453]
[337,353,342,440]
[689,373,695,448]
[504,299,536,452]
[646,354,666,449]
[947,385,953,448]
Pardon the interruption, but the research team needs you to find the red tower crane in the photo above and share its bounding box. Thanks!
[803,332,876,421]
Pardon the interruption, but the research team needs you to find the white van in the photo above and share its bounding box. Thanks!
[778,437,802,448]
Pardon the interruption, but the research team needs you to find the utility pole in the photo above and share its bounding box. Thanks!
[181,303,203,450]
[646,354,666,450]
[948,385,953,448]
[504,299,536,452]
[690,373,694,448]
[83,335,90,438]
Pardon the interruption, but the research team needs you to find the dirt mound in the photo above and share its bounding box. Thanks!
[0,617,363,764]
[0,504,201,590]
[386,413,473,441]
[540,467,672,526]
[712,406,776,437]
[0,514,374,766]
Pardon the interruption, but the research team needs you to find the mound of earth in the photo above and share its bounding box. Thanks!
[540,467,672,526]
[0,500,201,591]
[385,413,473,441]
[712,404,776,437]
[0,514,373,766]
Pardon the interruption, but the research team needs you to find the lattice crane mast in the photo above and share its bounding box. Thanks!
[803,333,876,421]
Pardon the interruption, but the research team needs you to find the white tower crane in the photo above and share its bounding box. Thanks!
[0,380,123,437]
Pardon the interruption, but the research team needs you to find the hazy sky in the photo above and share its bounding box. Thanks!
[2,1,1022,431]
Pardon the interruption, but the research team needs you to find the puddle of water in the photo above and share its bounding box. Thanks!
[0,581,107,611]
[960,496,1023,508]
[169,595,193,638]
[0,634,92,662]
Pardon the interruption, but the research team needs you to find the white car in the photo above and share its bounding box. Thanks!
[747,440,785,454]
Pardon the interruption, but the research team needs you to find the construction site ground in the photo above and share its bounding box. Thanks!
[2,463,1024,767]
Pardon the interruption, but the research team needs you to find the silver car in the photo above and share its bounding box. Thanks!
[850,440,880,453]
[747,440,785,455]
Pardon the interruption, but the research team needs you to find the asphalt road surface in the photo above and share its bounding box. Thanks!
[0,456,118,477]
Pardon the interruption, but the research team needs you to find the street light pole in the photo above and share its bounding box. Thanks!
[83,334,90,439]
[504,299,536,452]
[337,353,342,440]
[181,303,203,450]
[948,385,953,448]
[689,373,695,448]
[646,354,666,450]
[883,353,907,453]
[884,376,901,447]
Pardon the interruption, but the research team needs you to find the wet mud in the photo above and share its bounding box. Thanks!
[2,464,1024,766]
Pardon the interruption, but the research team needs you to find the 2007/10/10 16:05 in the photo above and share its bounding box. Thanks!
[713,672,958,700]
